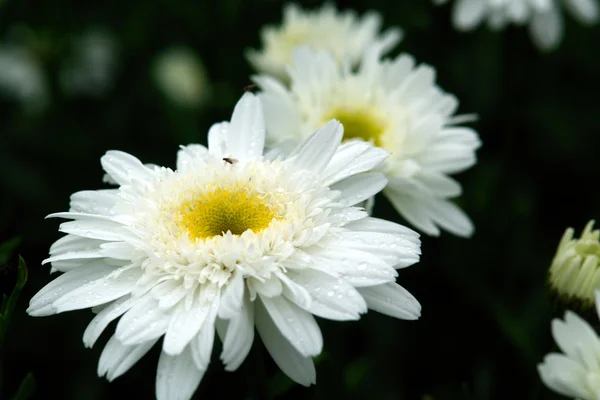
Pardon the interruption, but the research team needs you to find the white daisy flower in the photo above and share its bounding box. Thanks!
[254,47,481,237]
[548,220,600,308]
[434,0,599,50]
[246,3,402,81]
[27,93,422,400]
[538,291,600,399]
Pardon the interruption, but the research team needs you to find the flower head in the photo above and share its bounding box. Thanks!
[549,220,600,308]
[254,47,481,237]
[246,3,401,81]
[435,0,599,50]
[28,93,421,400]
[538,291,600,399]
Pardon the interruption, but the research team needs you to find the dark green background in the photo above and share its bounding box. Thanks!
[1,0,599,399]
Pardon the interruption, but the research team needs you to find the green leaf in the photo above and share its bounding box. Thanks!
[0,237,21,267]
[11,372,36,400]
[0,256,28,345]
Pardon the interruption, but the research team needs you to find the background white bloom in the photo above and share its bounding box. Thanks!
[0,44,48,112]
[538,291,600,399]
[152,45,209,108]
[59,28,118,97]
[255,47,481,237]
[435,0,599,50]
[548,220,600,308]
[28,93,421,400]
[246,3,402,81]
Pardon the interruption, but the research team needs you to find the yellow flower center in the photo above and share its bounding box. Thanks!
[324,107,386,147]
[178,188,277,240]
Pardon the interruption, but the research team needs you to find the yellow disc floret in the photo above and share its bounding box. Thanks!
[324,107,386,147]
[179,187,277,240]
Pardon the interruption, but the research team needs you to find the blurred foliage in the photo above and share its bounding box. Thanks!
[1,0,599,399]
[0,248,35,399]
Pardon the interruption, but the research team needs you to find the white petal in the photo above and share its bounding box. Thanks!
[57,219,126,242]
[156,348,206,400]
[289,269,367,321]
[321,140,389,186]
[277,271,312,310]
[427,198,474,237]
[312,247,398,287]
[115,296,169,346]
[163,295,212,356]
[287,120,343,174]
[51,266,141,313]
[564,0,599,24]
[260,296,323,357]
[28,260,117,316]
[538,353,591,398]
[255,299,316,386]
[530,7,563,50]
[248,274,283,298]
[344,217,420,240]
[452,0,487,30]
[69,190,119,215]
[218,271,244,319]
[358,282,421,320]
[100,150,155,186]
[155,280,189,310]
[552,311,600,363]
[42,248,106,265]
[190,296,220,371]
[49,235,106,257]
[220,293,254,371]
[384,188,441,236]
[330,172,387,206]
[396,65,436,102]
[417,142,478,174]
[83,296,135,348]
[416,171,462,198]
[98,335,157,381]
[176,144,208,172]
[226,92,265,161]
[334,231,420,268]
[207,122,229,158]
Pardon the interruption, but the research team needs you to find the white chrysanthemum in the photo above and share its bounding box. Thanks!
[254,47,481,237]
[434,0,599,50]
[246,3,401,81]
[538,291,600,399]
[549,220,600,308]
[28,93,422,400]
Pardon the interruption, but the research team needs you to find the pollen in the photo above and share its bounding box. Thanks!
[325,107,386,147]
[178,187,277,240]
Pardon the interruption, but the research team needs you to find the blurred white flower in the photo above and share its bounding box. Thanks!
[246,3,402,81]
[255,47,481,237]
[0,45,47,112]
[28,93,421,399]
[538,291,600,399]
[549,220,600,307]
[435,0,599,50]
[59,28,118,97]
[152,46,209,108]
